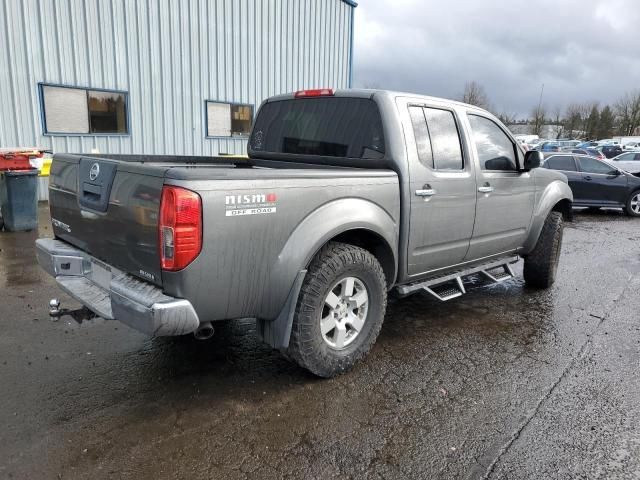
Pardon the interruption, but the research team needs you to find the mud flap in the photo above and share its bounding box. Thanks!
[256,270,307,349]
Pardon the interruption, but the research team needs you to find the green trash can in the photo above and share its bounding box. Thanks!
[0,169,39,231]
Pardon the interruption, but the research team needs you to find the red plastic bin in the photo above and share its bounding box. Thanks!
[0,148,45,171]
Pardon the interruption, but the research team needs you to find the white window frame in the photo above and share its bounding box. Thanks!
[39,83,129,136]
[204,100,254,138]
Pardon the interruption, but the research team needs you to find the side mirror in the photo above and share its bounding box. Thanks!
[522,150,543,171]
[609,169,621,176]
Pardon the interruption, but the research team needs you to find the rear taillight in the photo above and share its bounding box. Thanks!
[294,88,334,98]
[159,186,202,271]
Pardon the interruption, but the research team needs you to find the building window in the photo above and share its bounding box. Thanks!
[206,101,253,137]
[40,84,128,135]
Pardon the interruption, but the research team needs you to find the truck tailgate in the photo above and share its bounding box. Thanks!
[48,154,165,286]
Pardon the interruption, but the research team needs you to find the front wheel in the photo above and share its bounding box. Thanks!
[623,191,640,217]
[523,211,564,289]
[286,242,387,378]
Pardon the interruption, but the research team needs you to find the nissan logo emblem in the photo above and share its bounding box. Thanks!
[89,163,100,181]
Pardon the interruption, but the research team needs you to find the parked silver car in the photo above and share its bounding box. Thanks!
[610,152,640,175]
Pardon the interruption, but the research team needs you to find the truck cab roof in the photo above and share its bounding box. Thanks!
[265,88,490,114]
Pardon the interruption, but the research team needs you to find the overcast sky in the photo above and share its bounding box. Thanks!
[353,0,640,117]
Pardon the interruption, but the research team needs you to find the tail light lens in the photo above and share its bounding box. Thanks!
[159,186,202,271]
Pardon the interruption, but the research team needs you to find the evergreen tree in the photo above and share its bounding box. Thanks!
[597,106,615,139]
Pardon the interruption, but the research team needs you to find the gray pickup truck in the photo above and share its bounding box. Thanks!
[36,89,573,377]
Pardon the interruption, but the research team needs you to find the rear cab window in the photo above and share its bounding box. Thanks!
[249,97,385,159]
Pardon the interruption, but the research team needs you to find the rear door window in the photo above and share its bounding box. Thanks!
[408,106,464,170]
[546,155,577,171]
[579,157,616,174]
[250,97,385,159]
[408,107,434,168]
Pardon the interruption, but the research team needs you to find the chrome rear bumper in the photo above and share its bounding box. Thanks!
[35,238,200,336]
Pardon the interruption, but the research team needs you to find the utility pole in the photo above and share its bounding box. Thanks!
[536,83,545,137]
[537,83,544,113]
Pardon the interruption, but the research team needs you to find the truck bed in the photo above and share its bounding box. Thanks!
[48,153,400,324]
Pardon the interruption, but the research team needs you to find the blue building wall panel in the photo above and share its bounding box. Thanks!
[0,0,353,155]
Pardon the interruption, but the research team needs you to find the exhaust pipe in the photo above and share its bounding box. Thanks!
[194,321,214,340]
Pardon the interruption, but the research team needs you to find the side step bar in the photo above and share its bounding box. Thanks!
[396,256,519,302]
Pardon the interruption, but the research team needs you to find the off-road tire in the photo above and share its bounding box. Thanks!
[523,211,564,289]
[622,191,640,217]
[286,242,387,378]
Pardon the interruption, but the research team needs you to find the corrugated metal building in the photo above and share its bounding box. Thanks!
[0,0,356,156]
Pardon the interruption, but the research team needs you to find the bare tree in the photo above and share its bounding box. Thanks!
[614,90,640,136]
[578,103,593,134]
[461,81,490,110]
[531,105,546,136]
[551,105,564,139]
[497,111,517,126]
[564,103,582,138]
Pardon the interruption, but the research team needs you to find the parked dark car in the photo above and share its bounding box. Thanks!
[601,144,623,158]
[542,154,640,216]
[539,141,560,152]
[571,148,606,160]
[577,141,599,148]
[539,140,580,152]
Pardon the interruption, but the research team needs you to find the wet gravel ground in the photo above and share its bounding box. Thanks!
[1,205,639,479]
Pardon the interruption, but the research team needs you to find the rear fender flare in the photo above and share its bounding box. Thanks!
[257,198,398,348]
[273,198,397,290]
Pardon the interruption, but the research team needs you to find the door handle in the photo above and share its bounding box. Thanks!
[584,175,592,181]
[415,184,436,197]
[478,184,494,193]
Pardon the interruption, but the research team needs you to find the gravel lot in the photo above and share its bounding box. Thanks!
[1,205,639,479]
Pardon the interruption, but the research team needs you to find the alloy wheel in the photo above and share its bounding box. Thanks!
[320,276,369,350]
[630,193,640,214]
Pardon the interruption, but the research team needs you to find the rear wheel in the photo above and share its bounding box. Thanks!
[523,211,564,289]
[286,242,387,378]
[623,191,640,217]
